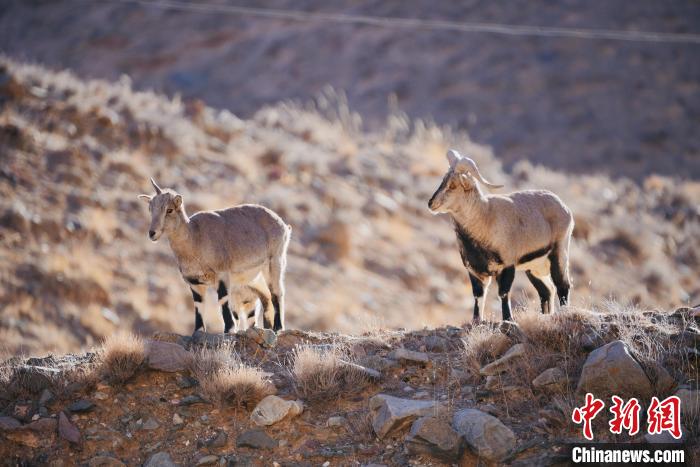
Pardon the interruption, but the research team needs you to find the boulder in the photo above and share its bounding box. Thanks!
[480,344,527,376]
[389,348,429,364]
[58,411,81,444]
[236,429,278,449]
[0,416,21,430]
[577,340,652,399]
[146,341,190,372]
[675,388,699,418]
[405,416,463,462]
[144,452,178,467]
[369,394,439,439]
[532,368,567,390]
[250,395,303,426]
[453,408,516,462]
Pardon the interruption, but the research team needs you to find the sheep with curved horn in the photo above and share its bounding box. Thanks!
[138,179,291,333]
[429,149,574,322]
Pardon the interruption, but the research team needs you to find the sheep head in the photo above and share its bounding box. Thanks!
[138,178,183,241]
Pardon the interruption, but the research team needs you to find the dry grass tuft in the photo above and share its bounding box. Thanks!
[462,324,511,378]
[98,331,146,385]
[289,342,369,402]
[187,343,273,407]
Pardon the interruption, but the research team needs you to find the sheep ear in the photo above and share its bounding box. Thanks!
[446,149,462,167]
[138,194,152,203]
[173,194,182,208]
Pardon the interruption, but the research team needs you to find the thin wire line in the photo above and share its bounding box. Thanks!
[112,0,700,44]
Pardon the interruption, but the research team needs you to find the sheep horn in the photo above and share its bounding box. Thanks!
[150,177,162,194]
[446,149,462,168]
[456,157,503,189]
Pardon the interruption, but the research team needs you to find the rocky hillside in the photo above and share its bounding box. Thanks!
[0,306,698,465]
[1,57,699,356]
[2,0,699,180]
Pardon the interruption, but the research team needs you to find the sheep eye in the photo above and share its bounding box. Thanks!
[166,208,173,214]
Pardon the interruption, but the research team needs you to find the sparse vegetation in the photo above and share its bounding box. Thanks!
[289,342,369,402]
[462,324,511,378]
[98,331,146,385]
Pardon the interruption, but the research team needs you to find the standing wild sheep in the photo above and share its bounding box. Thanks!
[428,150,574,322]
[139,178,291,333]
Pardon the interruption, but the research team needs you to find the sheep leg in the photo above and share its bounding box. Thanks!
[217,280,237,334]
[526,271,552,314]
[497,266,515,321]
[190,285,207,335]
[267,258,287,332]
[469,273,490,323]
[548,241,571,306]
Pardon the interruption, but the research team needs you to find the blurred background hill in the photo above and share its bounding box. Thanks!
[0,1,699,356]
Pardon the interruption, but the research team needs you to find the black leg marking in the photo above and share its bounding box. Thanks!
[469,273,484,322]
[191,288,203,303]
[191,288,205,333]
[497,266,515,321]
[217,280,235,334]
[526,271,551,314]
[548,245,570,306]
[271,294,282,332]
[517,245,552,265]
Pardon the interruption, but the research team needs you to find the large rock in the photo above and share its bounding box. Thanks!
[236,429,278,449]
[532,367,567,390]
[389,348,430,364]
[250,395,303,426]
[144,452,178,467]
[453,408,516,462]
[405,416,463,462]
[480,344,526,376]
[577,340,652,399]
[146,341,190,372]
[369,394,439,439]
[58,411,81,444]
[675,388,700,418]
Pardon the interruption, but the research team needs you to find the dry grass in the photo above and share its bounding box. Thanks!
[98,331,146,385]
[462,324,512,378]
[288,342,369,402]
[187,343,273,407]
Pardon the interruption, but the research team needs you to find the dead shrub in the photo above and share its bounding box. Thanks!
[188,343,273,407]
[98,331,146,385]
[289,342,369,402]
[462,324,511,378]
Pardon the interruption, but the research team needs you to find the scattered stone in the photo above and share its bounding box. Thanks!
[88,456,126,467]
[236,430,278,449]
[424,335,448,352]
[341,360,381,379]
[206,430,228,448]
[172,413,184,425]
[405,416,463,462]
[93,391,109,401]
[389,348,429,364]
[499,320,525,343]
[675,388,699,418]
[413,391,430,398]
[142,418,160,430]
[251,395,303,426]
[327,416,346,428]
[39,389,54,406]
[532,367,567,390]
[146,340,190,372]
[453,408,516,462]
[176,376,198,389]
[577,340,652,399]
[369,394,440,439]
[58,411,81,444]
[196,455,219,466]
[480,343,526,376]
[179,395,206,406]
[3,429,41,448]
[25,417,57,432]
[0,416,21,430]
[144,452,177,467]
[68,399,94,413]
[361,355,399,371]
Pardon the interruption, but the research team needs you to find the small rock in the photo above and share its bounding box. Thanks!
[532,367,567,390]
[480,343,526,376]
[389,348,429,364]
[261,329,277,347]
[453,408,516,462]
[144,452,177,467]
[645,429,686,444]
[146,340,190,372]
[405,416,463,462]
[39,389,55,405]
[250,395,303,426]
[577,340,652,399]
[236,430,278,449]
[176,376,198,389]
[142,418,160,430]
[0,416,21,430]
[25,417,57,432]
[498,320,525,342]
[206,430,227,448]
[485,375,503,391]
[196,455,219,466]
[361,355,399,371]
[179,395,206,406]
[675,388,699,418]
[424,335,448,352]
[93,391,109,401]
[327,416,346,428]
[68,399,94,413]
[172,413,184,425]
[88,456,126,467]
[58,411,81,444]
[413,391,430,399]
[369,394,440,439]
